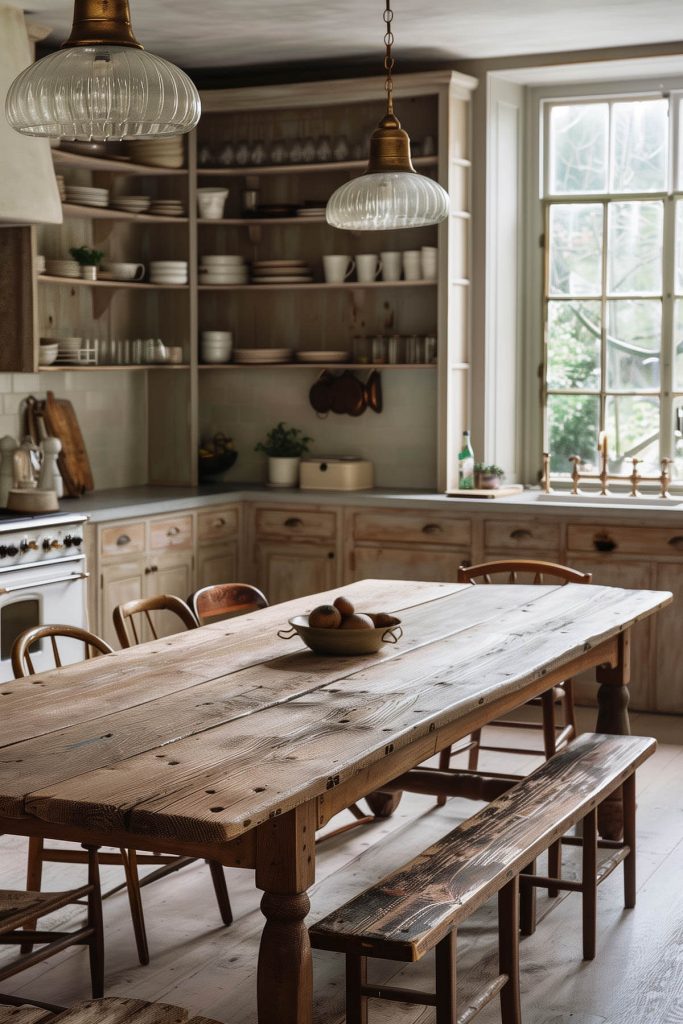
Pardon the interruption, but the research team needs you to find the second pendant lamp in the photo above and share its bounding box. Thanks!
[326,0,449,231]
[6,0,201,141]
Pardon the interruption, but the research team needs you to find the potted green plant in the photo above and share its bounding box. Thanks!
[255,422,312,488]
[475,463,505,490]
[69,245,104,281]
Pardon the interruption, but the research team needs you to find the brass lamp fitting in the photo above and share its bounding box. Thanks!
[366,113,416,174]
[62,0,143,49]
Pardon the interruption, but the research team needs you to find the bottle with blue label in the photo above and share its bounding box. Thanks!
[458,430,475,489]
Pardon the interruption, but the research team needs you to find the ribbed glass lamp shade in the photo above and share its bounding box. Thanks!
[6,45,200,140]
[326,171,449,230]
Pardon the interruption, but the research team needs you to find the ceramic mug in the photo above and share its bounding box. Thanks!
[380,251,402,281]
[197,187,229,220]
[420,245,438,280]
[356,253,382,283]
[402,249,422,281]
[323,254,355,284]
[105,261,145,281]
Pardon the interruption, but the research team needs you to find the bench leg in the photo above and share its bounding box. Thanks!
[345,953,368,1024]
[582,807,598,961]
[435,929,457,1024]
[520,860,536,936]
[499,877,522,1024]
[623,772,637,909]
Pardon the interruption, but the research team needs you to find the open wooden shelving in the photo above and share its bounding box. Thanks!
[39,275,189,290]
[197,280,436,292]
[62,202,188,224]
[197,362,436,370]
[196,155,438,177]
[38,364,190,371]
[51,148,188,176]
[198,216,325,226]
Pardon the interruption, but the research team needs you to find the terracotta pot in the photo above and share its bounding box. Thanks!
[478,474,501,490]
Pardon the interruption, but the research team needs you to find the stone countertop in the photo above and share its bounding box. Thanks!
[59,483,683,525]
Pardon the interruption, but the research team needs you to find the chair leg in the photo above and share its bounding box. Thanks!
[547,839,562,899]
[520,860,536,936]
[437,746,452,807]
[498,877,522,1024]
[623,773,637,909]
[582,807,598,961]
[120,848,150,966]
[84,845,105,998]
[562,678,578,739]
[345,953,368,1024]
[540,690,557,759]
[468,729,482,771]
[207,860,233,926]
[435,929,457,1024]
[20,836,44,954]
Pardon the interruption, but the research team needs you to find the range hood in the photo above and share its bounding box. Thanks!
[0,4,62,225]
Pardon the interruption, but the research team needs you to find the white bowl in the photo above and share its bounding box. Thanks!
[201,330,233,342]
[39,348,58,365]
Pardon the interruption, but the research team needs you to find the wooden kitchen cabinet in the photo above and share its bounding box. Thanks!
[348,544,464,584]
[483,518,561,560]
[255,541,337,605]
[99,557,147,649]
[196,543,239,592]
[653,563,683,713]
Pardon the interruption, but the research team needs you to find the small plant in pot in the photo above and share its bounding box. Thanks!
[255,422,312,489]
[70,245,104,281]
[475,463,505,490]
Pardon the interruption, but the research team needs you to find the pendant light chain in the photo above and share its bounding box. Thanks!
[383,0,395,115]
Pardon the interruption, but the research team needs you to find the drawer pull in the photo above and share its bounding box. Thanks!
[166,526,181,537]
[284,517,303,528]
[422,523,443,535]
[668,535,683,549]
[593,534,616,553]
[213,517,227,528]
[510,529,532,540]
[116,534,131,547]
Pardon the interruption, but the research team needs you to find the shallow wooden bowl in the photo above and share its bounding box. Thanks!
[281,614,402,656]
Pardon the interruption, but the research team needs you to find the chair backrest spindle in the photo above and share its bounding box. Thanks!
[12,625,114,679]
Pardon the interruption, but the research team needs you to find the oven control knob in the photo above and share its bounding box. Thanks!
[64,534,83,548]
[6,545,18,557]
[20,540,38,553]
[0,546,7,558]
[41,538,61,551]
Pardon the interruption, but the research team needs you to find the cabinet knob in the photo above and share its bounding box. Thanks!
[422,523,442,535]
[116,534,131,547]
[328,551,335,559]
[593,534,616,553]
[284,517,303,528]
[668,535,683,549]
[213,518,227,528]
[166,526,180,537]
[510,529,532,540]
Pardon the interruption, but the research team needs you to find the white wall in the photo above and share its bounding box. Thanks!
[199,368,438,489]
[0,370,148,490]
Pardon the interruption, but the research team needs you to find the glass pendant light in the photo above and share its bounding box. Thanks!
[326,0,449,231]
[5,0,200,140]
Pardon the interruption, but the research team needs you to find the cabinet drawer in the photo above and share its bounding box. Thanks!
[353,511,470,547]
[198,507,239,544]
[100,522,145,559]
[567,523,683,558]
[254,507,336,541]
[149,515,193,551]
[484,519,560,553]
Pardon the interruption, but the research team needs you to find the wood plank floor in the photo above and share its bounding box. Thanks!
[1,708,680,1023]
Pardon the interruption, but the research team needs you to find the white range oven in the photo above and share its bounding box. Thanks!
[0,511,88,681]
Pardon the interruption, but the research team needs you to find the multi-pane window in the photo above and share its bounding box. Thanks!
[541,95,683,480]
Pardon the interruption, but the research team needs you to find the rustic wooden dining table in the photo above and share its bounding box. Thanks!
[0,578,671,1024]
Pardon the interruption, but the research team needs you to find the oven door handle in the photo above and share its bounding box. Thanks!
[0,571,89,595]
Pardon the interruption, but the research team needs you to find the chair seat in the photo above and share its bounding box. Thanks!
[0,888,90,936]
[0,999,222,1024]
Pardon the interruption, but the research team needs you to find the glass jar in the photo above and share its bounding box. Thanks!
[371,335,387,364]
[423,335,437,363]
[387,333,403,364]
[352,335,370,364]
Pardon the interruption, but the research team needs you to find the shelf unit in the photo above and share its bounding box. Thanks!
[1,70,475,490]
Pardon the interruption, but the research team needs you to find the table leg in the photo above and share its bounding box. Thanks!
[595,629,631,841]
[255,801,317,1024]
[364,790,403,818]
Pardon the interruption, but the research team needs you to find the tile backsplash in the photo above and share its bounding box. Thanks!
[0,371,147,489]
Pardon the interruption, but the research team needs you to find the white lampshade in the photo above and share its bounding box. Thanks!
[326,170,449,231]
[6,44,200,140]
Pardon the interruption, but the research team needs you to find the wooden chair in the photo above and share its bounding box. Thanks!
[12,624,231,969]
[0,846,104,1001]
[113,594,198,648]
[189,582,268,625]
[438,559,592,801]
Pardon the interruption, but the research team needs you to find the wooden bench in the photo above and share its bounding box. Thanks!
[0,999,220,1024]
[310,732,656,1024]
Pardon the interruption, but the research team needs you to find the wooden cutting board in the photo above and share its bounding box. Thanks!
[43,391,94,496]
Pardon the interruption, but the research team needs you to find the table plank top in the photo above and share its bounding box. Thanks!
[0,579,670,846]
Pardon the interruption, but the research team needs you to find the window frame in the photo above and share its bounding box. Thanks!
[524,78,683,487]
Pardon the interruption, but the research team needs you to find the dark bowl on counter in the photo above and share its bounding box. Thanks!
[198,449,238,479]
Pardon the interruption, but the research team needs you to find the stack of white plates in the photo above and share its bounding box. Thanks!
[111,195,151,214]
[64,185,109,208]
[127,138,184,169]
[41,336,82,363]
[45,258,80,278]
[296,206,326,218]
[296,350,350,363]
[149,260,188,285]
[55,175,66,202]
[149,199,185,217]
[233,347,293,364]
[199,254,247,285]
[251,259,313,284]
